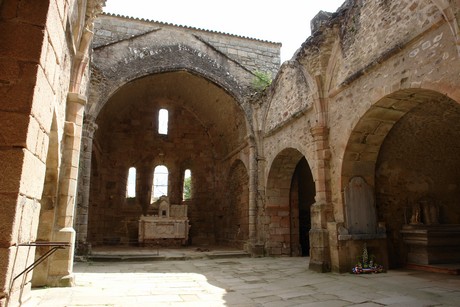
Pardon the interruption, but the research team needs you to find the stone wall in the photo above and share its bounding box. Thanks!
[77,12,281,253]
[258,0,460,271]
[73,0,460,276]
[93,14,281,82]
[215,160,250,248]
[375,97,460,267]
[263,61,313,134]
[10,1,460,305]
[0,0,103,305]
[88,83,219,245]
[335,0,443,86]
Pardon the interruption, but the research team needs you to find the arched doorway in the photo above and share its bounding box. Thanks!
[86,71,248,248]
[290,157,315,256]
[375,93,460,268]
[341,89,460,269]
[266,149,315,256]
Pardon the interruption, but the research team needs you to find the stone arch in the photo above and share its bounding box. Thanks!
[341,89,457,187]
[32,113,59,286]
[265,148,315,256]
[430,0,460,55]
[80,37,260,250]
[217,159,250,249]
[262,61,319,134]
[85,69,252,247]
[340,88,460,268]
[88,44,252,122]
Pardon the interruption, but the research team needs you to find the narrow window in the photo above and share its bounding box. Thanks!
[158,109,168,135]
[126,167,136,198]
[182,169,192,200]
[152,165,168,202]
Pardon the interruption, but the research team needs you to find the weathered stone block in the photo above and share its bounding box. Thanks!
[0,149,24,194]
[41,39,59,89]
[0,111,29,148]
[279,217,290,227]
[19,149,46,199]
[18,0,49,26]
[0,20,44,62]
[16,198,40,243]
[269,247,282,255]
[0,193,18,246]
[309,229,330,248]
[31,68,55,132]
[275,227,290,235]
[0,63,38,113]
[45,0,65,62]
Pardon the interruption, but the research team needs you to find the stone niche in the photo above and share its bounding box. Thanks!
[138,196,190,246]
[337,177,388,271]
[340,177,387,240]
[401,197,460,265]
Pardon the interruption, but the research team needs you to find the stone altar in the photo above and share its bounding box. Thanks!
[401,224,460,265]
[400,198,460,265]
[138,196,190,246]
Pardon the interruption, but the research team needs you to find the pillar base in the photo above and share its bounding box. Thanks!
[309,228,331,272]
[309,260,331,273]
[46,274,75,287]
[75,241,92,257]
[249,243,265,257]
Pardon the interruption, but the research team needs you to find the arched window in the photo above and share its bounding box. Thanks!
[151,165,168,202]
[183,169,192,200]
[158,108,168,135]
[126,167,136,198]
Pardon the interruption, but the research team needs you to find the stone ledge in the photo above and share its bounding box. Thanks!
[338,233,386,241]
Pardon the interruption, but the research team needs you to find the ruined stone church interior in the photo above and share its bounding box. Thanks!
[1,0,460,305]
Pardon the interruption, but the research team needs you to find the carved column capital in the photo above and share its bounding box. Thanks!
[82,119,98,139]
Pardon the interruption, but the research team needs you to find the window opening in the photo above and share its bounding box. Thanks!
[152,165,168,202]
[183,169,192,200]
[158,109,168,135]
[126,167,136,198]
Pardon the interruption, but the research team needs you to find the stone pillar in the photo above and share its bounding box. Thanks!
[309,126,333,272]
[248,139,257,250]
[245,134,265,255]
[75,118,98,256]
[46,93,86,286]
[254,154,267,256]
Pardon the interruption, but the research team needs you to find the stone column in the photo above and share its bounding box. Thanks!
[309,125,333,272]
[46,93,86,286]
[75,118,98,256]
[248,140,257,247]
[247,135,265,255]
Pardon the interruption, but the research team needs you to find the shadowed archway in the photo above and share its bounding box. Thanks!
[341,89,460,269]
[86,71,249,248]
[265,148,315,256]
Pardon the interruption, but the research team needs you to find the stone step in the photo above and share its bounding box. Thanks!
[406,263,460,275]
[85,250,250,262]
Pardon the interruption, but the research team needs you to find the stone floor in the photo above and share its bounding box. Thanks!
[26,249,460,307]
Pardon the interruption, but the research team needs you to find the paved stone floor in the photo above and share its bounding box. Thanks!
[28,256,460,307]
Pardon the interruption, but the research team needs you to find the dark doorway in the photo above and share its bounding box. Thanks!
[290,157,315,256]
